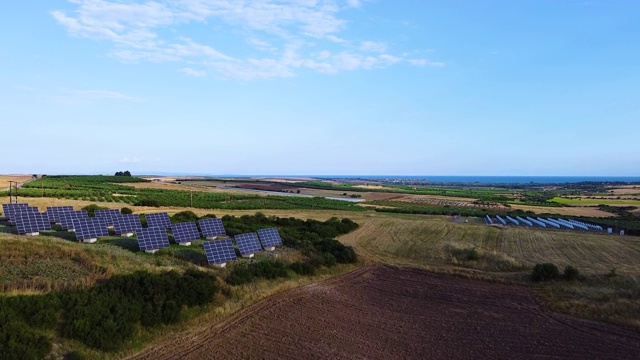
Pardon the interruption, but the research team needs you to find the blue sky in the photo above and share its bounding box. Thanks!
[1,0,638,176]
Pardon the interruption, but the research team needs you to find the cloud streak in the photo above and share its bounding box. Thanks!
[53,0,442,80]
[50,88,141,105]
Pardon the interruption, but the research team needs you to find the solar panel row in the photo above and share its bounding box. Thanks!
[14,210,52,234]
[45,206,74,223]
[170,221,200,243]
[60,210,89,230]
[95,209,120,226]
[203,239,236,264]
[114,214,142,235]
[137,227,170,252]
[72,217,109,241]
[198,218,226,238]
[234,232,263,256]
[257,228,283,248]
[146,212,171,229]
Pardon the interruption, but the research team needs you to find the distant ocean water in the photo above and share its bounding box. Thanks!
[314,176,640,184]
[150,173,640,185]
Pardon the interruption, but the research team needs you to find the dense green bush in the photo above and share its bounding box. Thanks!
[0,295,61,360]
[120,207,133,214]
[226,259,289,285]
[532,263,559,282]
[81,204,109,217]
[564,265,580,281]
[61,270,220,351]
[172,211,199,223]
[289,261,316,276]
[134,199,160,207]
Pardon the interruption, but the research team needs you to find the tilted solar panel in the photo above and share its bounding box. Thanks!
[257,228,283,248]
[198,218,226,238]
[2,203,28,222]
[72,217,109,241]
[234,232,262,256]
[203,240,237,264]
[46,206,74,223]
[170,222,200,243]
[146,212,171,229]
[137,227,170,251]
[113,214,142,235]
[60,210,89,230]
[95,209,120,226]
[14,210,51,234]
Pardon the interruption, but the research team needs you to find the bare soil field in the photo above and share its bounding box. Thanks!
[130,265,640,360]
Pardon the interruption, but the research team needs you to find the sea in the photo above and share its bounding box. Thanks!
[313,176,640,184]
[147,172,640,185]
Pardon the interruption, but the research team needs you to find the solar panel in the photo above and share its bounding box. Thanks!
[113,214,142,235]
[257,228,283,248]
[2,203,28,222]
[137,227,170,252]
[234,232,262,256]
[45,206,74,223]
[203,240,237,264]
[198,218,226,238]
[170,221,200,244]
[60,210,89,230]
[14,210,52,234]
[146,212,171,229]
[95,209,120,226]
[72,217,109,242]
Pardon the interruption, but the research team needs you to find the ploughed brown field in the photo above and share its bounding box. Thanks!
[131,266,640,360]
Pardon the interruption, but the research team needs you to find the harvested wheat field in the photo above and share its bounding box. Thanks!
[130,265,640,360]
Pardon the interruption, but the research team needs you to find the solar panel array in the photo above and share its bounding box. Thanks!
[95,209,121,226]
[137,227,170,251]
[198,218,226,238]
[114,214,142,235]
[235,232,262,256]
[14,211,52,234]
[146,212,171,229]
[257,228,283,248]
[60,210,89,230]
[72,217,109,241]
[203,240,237,264]
[170,222,201,243]
[2,203,30,224]
[45,206,74,223]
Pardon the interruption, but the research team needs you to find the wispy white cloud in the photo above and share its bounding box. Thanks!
[51,88,141,105]
[53,0,441,80]
[179,67,207,77]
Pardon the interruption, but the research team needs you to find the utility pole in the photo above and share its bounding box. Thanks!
[190,190,193,209]
[8,181,18,204]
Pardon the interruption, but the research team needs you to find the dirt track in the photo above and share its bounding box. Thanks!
[130,266,640,360]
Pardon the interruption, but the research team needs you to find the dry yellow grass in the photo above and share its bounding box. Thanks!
[339,214,640,274]
[607,185,640,195]
[0,175,33,189]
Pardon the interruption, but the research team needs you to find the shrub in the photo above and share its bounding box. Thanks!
[81,204,109,217]
[531,263,559,282]
[564,265,580,281]
[226,266,254,285]
[289,261,316,275]
[171,211,199,223]
[120,207,133,215]
[134,199,160,207]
